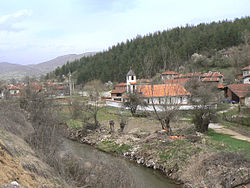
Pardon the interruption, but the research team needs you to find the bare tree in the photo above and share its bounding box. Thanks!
[19,85,62,168]
[185,79,218,133]
[124,91,147,117]
[148,84,182,135]
[117,111,128,132]
[83,80,105,127]
[229,44,250,71]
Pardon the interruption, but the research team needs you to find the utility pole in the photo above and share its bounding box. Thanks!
[68,71,72,104]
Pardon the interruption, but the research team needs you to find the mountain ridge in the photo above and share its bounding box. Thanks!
[0,52,96,80]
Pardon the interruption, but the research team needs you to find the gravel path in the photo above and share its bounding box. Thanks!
[209,123,250,142]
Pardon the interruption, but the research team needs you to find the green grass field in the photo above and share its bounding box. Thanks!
[207,129,250,158]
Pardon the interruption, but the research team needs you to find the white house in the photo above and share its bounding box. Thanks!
[108,70,191,110]
[161,71,178,80]
[7,85,22,96]
[136,84,190,105]
[242,65,250,84]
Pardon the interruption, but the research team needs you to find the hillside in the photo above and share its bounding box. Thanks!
[29,52,96,74]
[0,52,96,80]
[49,17,250,84]
[0,62,41,80]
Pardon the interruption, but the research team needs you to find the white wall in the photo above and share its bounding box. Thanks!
[243,77,250,84]
[126,75,136,93]
[106,100,124,108]
[9,89,20,95]
[245,97,250,107]
[144,96,188,105]
[106,99,217,111]
[243,70,250,77]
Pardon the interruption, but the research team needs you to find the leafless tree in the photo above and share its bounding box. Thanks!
[19,85,62,167]
[83,80,105,127]
[149,84,181,135]
[124,91,147,117]
[185,79,218,133]
[117,111,128,132]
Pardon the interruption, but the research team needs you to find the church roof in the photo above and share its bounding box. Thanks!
[127,70,135,76]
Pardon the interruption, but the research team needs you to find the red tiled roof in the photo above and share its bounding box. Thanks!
[130,82,137,85]
[242,65,250,71]
[217,83,224,89]
[175,72,201,78]
[57,86,65,90]
[222,50,233,55]
[116,83,127,87]
[202,71,224,77]
[202,77,220,82]
[46,82,56,87]
[7,85,22,90]
[29,82,42,91]
[202,71,223,78]
[164,78,190,85]
[161,71,179,75]
[137,84,190,98]
[111,88,126,94]
[228,84,250,98]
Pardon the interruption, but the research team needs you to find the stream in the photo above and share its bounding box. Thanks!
[61,139,181,188]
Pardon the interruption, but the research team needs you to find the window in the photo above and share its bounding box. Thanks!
[131,76,134,80]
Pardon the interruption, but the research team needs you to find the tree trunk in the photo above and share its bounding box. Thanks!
[161,118,172,135]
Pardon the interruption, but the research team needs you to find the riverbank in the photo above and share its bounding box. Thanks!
[0,130,64,187]
[67,124,250,188]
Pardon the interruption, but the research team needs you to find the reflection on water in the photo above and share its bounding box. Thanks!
[62,140,180,188]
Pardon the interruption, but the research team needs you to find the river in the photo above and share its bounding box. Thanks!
[61,139,181,188]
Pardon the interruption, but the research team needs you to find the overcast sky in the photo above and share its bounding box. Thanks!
[0,0,249,65]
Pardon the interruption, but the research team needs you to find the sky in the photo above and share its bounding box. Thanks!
[0,0,249,65]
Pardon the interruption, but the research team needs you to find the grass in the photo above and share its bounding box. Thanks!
[159,140,202,162]
[217,106,250,136]
[66,119,82,129]
[207,129,250,158]
[216,103,231,111]
[97,107,119,121]
[97,140,132,154]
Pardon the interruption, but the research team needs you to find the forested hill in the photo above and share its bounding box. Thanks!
[49,17,250,84]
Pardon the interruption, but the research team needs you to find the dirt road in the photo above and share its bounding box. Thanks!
[209,123,250,142]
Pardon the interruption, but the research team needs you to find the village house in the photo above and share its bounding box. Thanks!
[111,83,126,102]
[162,70,224,91]
[242,65,250,84]
[136,84,190,105]
[226,65,250,106]
[161,71,179,80]
[227,84,250,105]
[7,84,23,97]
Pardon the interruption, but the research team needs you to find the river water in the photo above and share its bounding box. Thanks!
[62,139,181,188]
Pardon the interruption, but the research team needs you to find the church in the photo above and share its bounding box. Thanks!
[108,70,191,108]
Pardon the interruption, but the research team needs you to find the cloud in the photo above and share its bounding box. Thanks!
[0,9,32,32]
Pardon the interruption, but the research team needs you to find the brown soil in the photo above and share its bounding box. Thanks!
[0,141,48,188]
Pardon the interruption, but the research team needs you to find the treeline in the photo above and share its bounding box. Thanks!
[48,17,250,84]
